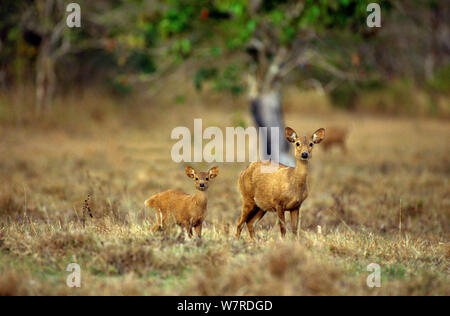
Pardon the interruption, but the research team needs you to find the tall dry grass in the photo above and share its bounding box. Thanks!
[0,88,448,295]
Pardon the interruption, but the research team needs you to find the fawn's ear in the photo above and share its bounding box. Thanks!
[208,166,219,179]
[185,166,196,178]
[312,128,325,144]
[285,127,298,143]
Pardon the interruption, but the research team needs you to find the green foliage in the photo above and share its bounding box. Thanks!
[213,65,244,96]
[145,0,395,91]
[143,23,158,47]
[1,0,441,106]
[108,77,133,96]
[170,38,192,59]
[194,67,218,91]
[126,51,156,74]
[427,64,450,94]
[329,79,384,110]
[329,82,359,110]
[194,65,244,96]
[297,0,390,30]
[158,4,195,38]
[384,264,407,280]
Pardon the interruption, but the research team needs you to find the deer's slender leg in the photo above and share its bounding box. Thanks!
[182,221,193,238]
[194,224,202,239]
[236,202,256,239]
[246,208,266,239]
[276,207,286,237]
[290,208,300,236]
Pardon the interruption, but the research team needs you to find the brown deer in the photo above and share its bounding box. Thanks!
[236,127,325,239]
[144,166,219,238]
[321,126,348,153]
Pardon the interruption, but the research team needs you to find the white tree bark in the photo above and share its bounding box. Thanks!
[250,89,294,167]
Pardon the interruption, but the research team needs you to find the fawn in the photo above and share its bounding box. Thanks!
[144,166,219,238]
[322,126,348,153]
[236,126,325,239]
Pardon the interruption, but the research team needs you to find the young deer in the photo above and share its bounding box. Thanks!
[144,166,219,238]
[236,127,325,239]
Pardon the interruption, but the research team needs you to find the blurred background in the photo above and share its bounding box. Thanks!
[0,0,449,117]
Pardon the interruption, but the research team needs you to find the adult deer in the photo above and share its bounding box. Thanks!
[236,127,325,239]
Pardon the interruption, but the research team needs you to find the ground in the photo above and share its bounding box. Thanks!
[0,94,448,295]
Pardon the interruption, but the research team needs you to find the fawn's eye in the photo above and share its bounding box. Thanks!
[206,178,209,181]
[195,177,198,181]
[309,143,313,147]
[296,142,300,147]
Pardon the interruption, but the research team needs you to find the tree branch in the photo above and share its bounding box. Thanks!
[310,53,360,81]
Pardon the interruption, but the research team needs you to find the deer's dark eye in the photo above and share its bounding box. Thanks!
[206,178,209,181]
[309,143,313,147]
[296,142,300,147]
[195,177,198,181]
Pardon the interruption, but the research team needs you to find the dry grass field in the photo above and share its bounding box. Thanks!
[0,91,449,295]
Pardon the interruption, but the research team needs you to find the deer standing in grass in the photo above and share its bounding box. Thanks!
[322,126,348,153]
[144,166,219,238]
[236,127,325,239]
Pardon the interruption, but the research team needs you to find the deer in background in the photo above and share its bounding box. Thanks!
[236,127,325,239]
[144,166,219,238]
[321,126,348,153]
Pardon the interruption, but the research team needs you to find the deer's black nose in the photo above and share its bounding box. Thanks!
[301,152,309,159]
[199,183,205,187]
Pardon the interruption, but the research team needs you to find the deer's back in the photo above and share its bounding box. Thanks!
[149,189,190,215]
[149,189,208,225]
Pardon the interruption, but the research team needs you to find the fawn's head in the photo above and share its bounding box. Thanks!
[185,166,219,191]
[285,127,325,161]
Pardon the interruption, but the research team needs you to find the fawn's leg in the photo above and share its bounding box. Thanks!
[152,210,164,232]
[236,202,256,239]
[290,208,300,236]
[276,207,286,237]
[194,224,202,239]
[246,208,266,239]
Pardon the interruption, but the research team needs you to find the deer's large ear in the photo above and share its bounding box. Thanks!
[208,166,219,179]
[185,166,196,178]
[312,128,325,144]
[285,127,298,143]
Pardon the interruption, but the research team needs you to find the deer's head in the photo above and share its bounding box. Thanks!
[185,166,219,191]
[285,127,325,161]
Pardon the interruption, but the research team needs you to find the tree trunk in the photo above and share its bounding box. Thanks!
[36,37,55,112]
[250,89,294,167]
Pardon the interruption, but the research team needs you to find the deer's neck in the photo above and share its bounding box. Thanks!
[192,190,208,208]
[292,160,308,187]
